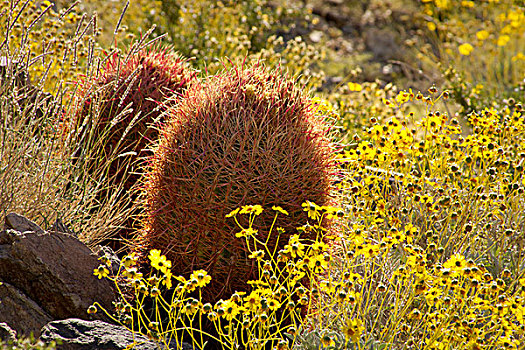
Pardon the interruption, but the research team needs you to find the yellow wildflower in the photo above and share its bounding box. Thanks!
[239,205,263,215]
[148,249,172,273]
[94,265,110,279]
[497,35,510,46]
[342,318,364,343]
[235,227,258,238]
[272,205,289,215]
[189,270,211,288]
[302,201,321,220]
[476,30,489,41]
[458,43,474,56]
[348,82,363,92]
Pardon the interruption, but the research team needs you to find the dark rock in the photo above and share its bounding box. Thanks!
[0,215,116,327]
[41,319,193,350]
[0,281,52,337]
[4,213,45,235]
[0,322,17,343]
[364,28,400,62]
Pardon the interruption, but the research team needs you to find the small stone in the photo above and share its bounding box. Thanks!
[309,30,323,43]
[4,213,44,235]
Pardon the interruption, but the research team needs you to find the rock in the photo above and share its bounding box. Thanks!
[4,213,44,235]
[309,30,323,43]
[0,281,52,337]
[0,322,17,343]
[0,214,116,334]
[41,319,193,350]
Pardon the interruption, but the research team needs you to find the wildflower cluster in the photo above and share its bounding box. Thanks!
[419,0,524,112]
[326,79,408,146]
[91,250,214,349]
[329,86,525,348]
[214,203,346,350]
[91,203,346,350]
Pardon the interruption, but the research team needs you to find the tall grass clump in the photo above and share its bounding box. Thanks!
[0,1,141,246]
[73,44,197,250]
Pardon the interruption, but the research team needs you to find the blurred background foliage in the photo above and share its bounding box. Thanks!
[5,0,522,125]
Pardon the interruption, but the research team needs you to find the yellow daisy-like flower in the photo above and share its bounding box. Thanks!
[309,254,329,273]
[311,241,328,253]
[476,30,489,41]
[121,252,138,268]
[248,250,265,260]
[181,301,198,316]
[267,298,281,311]
[184,280,197,293]
[148,249,172,273]
[244,291,261,312]
[348,82,363,92]
[87,305,97,314]
[235,227,258,238]
[497,35,510,47]
[458,43,474,56]
[320,333,335,348]
[219,299,243,321]
[148,249,162,265]
[356,244,380,258]
[302,201,321,220]
[239,205,263,215]
[443,253,467,271]
[123,266,143,280]
[191,269,212,288]
[225,208,240,218]
[342,318,364,343]
[94,265,110,279]
[284,235,305,258]
[272,205,289,216]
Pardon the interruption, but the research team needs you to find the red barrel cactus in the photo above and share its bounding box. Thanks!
[137,63,338,302]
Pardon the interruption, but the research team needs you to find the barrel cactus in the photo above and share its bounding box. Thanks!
[75,46,197,249]
[137,63,338,302]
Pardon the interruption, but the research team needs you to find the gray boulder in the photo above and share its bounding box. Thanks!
[41,319,193,350]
